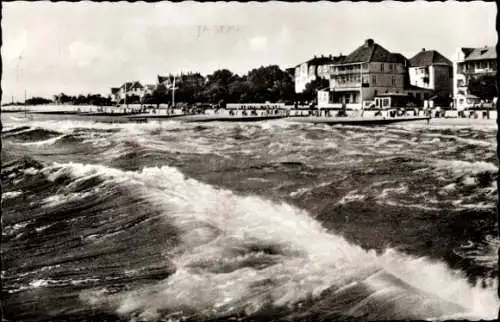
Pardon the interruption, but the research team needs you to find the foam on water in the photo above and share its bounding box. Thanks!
[2,191,23,199]
[432,159,498,176]
[40,162,499,321]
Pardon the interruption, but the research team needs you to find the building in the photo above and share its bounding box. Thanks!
[318,39,431,109]
[143,84,156,95]
[294,55,337,93]
[453,46,497,110]
[110,81,145,104]
[408,49,453,103]
[110,87,121,103]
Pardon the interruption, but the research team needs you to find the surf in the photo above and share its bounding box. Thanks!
[28,161,498,321]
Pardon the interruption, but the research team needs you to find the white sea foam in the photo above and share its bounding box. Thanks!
[2,190,23,199]
[337,190,366,205]
[18,134,65,146]
[432,159,498,176]
[43,162,498,321]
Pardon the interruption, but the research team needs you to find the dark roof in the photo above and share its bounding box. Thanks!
[460,48,475,56]
[295,56,333,68]
[158,75,172,84]
[409,50,452,67]
[110,87,120,94]
[463,46,496,61]
[390,53,409,65]
[332,55,346,64]
[306,56,335,65]
[121,81,143,90]
[342,39,401,64]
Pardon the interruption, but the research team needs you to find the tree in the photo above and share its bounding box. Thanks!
[228,76,252,102]
[468,75,497,100]
[25,97,52,105]
[202,69,237,103]
[175,73,206,103]
[301,78,330,103]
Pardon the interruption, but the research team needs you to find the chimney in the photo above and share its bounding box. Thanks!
[422,48,426,52]
[365,39,374,47]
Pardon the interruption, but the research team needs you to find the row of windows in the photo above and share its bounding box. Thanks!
[372,76,398,86]
[331,75,399,86]
[459,60,497,72]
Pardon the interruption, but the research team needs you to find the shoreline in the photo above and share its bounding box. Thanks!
[1,105,496,127]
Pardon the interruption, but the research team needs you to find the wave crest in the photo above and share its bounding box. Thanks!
[40,162,498,321]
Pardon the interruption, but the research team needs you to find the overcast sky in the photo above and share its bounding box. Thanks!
[2,1,496,100]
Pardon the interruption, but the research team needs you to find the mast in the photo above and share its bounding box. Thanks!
[172,75,176,108]
[360,62,363,113]
[24,88,27,117]
[125,83,128,108]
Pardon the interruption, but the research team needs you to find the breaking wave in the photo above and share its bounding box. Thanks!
[25,162,499,321]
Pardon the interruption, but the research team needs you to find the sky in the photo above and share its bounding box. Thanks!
[1,1,497,101]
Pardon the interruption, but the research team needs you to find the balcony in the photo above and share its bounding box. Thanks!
[473,68,496,75]
[331,82,362,89]
[330,69,362,76]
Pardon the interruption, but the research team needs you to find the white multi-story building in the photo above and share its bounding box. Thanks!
[453,46,496,110]
[408,49,453,104]
[294,55,339,93]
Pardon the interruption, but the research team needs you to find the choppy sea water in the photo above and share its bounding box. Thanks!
[1,114,498,321]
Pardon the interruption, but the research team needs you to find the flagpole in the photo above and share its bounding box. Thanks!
[360,62,363,115]
[172,75,176,108]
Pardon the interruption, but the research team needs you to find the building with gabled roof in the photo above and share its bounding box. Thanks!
[340,39,401,64]
[109,81,146,104]
[453,45,497,110]
[318,39,431,109]
[408,49,453,104]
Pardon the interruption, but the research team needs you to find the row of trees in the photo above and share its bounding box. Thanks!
[141,66,325,106]
[54,93,114,106]
[30,66,318,107]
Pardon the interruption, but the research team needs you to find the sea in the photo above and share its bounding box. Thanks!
[1,114,499,321]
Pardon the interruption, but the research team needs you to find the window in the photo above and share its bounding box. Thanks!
[389,64,393,71]
[374,90,378,96]
[383,98,389,107]
[392,78,396,86]
[381,64,385,72]
[372,75,376,85]
[362,63,368,70]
